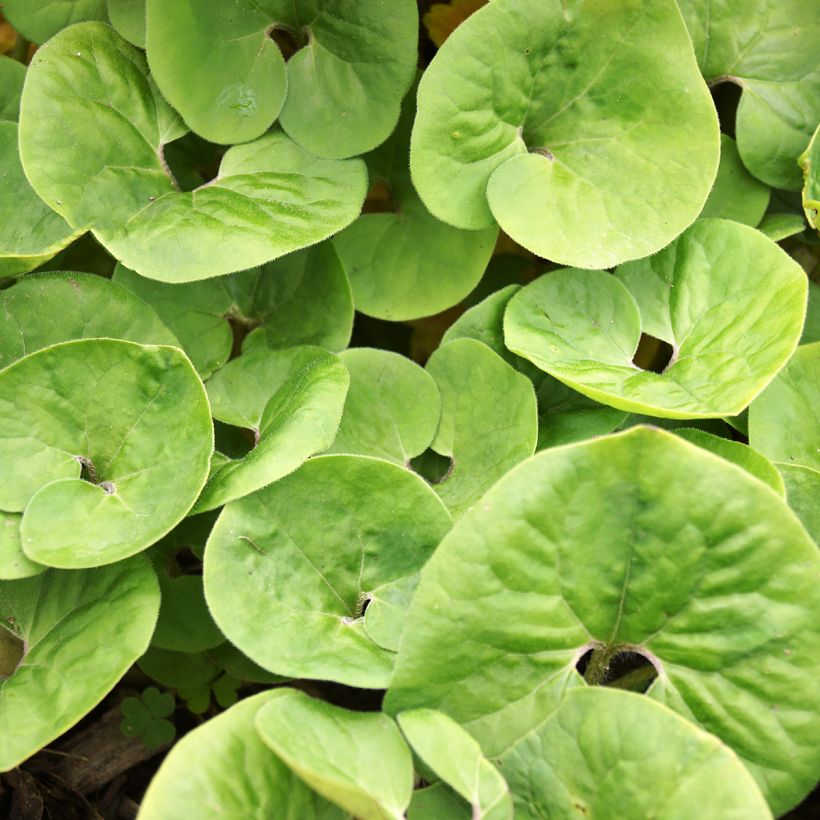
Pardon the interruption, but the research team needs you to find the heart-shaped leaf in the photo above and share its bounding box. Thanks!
[700,135,770,226]
[0,271,178,369]
[329,349,441,465]
[140,691,345,819]
[398,709,513,820]
[256,688,414,820]
[205,454,451,687]
[114,242,353,379]
[0,339,213,568]
[18,23,367,282]
[800,124,819,231]
[0,556,159,770]
[410,0,719,268]
[678,0,820,189]
[505,219,807,418]
[194,346,349,512]
[2,0,108,43]
[333,79,497,320]
[425,339,538,517]
[146,0,418,157]
[385,427,820,814]
[500,688,771,819]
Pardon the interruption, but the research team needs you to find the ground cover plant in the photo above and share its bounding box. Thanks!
[0,0,818,817]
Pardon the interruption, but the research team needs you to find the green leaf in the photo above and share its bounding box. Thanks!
[0,339,213,568]
[778,464,820,544]
[425,339,537,518]
[2,0,108,43]
[385,427,820,814]
[140,691,345,819]
[700,135,770,226]
[120,687,176,749]
[0,556,159,770]
[800,123,820,231]
[675,428,785,495]
[500,688,771,819]
[410,0,719,268]
[398,709,512,820]
[0,55,25,123]
[0,271,178,369]
[678,0,820,189]
[146,0,418,157]
[802,281,820,344]
[256,689,414,820]
[193,346,349,512]
[204,455,451,687]
[329,349,442,465]
[361,575,419,653]
[0,512,43,581]
[138,646,217,690]
[407,784,468,820]
[505,219,807,418]
[114,242,353,378]
[18,22,367,282]
[333,79,497,320]
[757,211,807,241]
[107,0,145,47]
[749,343,819,471]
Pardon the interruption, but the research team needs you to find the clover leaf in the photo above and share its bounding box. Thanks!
[18,23,367,282]
[146,0,418,157]
[0,556,159,770]
[120,686,176,749]
[505,219,807,418]
[0,339,213,568]
[256,689,414,820]
[386,427,820,814]
[140,691,346,819]
[410,0,719,268]
[204,455,451,687]
[194,346,349,512]
[500,688,771,819]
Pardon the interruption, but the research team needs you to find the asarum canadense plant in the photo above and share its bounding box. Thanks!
[0,0,819,817]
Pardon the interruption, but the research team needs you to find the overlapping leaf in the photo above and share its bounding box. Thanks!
[2,0,108,43]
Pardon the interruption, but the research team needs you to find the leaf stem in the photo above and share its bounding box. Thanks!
[583,645,615,686]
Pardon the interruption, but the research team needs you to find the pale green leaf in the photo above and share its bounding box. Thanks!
[107,0,145,47]
[0,512,43,581]
[799,123,820,230]
[2,0,108,43]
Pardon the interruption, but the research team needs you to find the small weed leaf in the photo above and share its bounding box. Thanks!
[120,686,176,749]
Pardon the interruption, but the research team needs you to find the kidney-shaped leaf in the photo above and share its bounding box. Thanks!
[398,709,512,820]
[256,689,414,820]
[0,339,213,568]
[146,0,417,157]
[385,427,820,814]
[334,78,497,320]
[501,688,771,819]
[194,346,349,512]
[504,219,807,418]
[410,0,719,268]
[114,241,353,378]
[139,691,345,819]
[329,349,441,465]
[18,23,367,282]
[0,556,159,771]
[678,0,820,190]
[0,271,178,369]
[205,455,451,687]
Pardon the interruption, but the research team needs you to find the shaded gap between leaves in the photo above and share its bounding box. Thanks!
[576,647,658,693]
[632,334,674,374]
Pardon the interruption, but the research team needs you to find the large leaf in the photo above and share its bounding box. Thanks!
[678,0,820,189]
[139,691,345,819]
[2,0,108,43]
[204,455,451,687]
[146,0,417,157]
[333,79,497,320]
[385,427,820,814]
[504,219,807,418]
[0,556,159,770]
[749,342,819,471]
[410,0,719,268]
[256,689,414,820]
[18,23,367,282]
[329,349,442,465]
[0,271,178,369]
[500,688,771,819]
[193,346,349,512]
[425,339,537,518]
[114,242,353,379]
[0,339,213,568]
[398,709,512,820]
